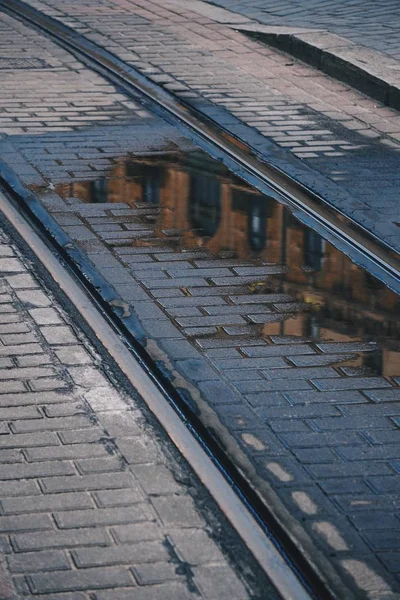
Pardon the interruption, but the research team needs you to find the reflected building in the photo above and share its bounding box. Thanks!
[54,151,400,377]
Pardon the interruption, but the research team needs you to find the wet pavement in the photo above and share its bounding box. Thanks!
[0,4,399,598]
[0,217,274,600]
[25,139,400,597]
[204,0,400,60]
[17,0,400,254]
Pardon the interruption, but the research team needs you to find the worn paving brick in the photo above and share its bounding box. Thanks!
[0,514,53,533]
[7,550,71,573]
[242,344,316,357]
[95,582,194,600]
[40,472,135,494]
[28,566,134,593]
[72,542,169,568]
[1,492,94,515]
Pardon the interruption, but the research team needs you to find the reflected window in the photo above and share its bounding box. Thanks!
[91,178,108,203]
[188,174,221,237]
[304,230,324,271]
[302,313,320,338]
[232,190,268,251]
[363,349,383,375]
[248,203,267,251]
[126,163,163,205]
[142,177,160,204]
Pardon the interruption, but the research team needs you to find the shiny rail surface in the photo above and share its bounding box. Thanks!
[1,1,398,599]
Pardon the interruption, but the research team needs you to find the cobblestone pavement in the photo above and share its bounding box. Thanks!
[0,4,400,600]
[0,218,273,599]
[14,0,400,254]
[205,0,400,60]
[18,141,400,599]
[0,10,152,136]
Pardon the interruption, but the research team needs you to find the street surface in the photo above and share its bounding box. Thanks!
[17,0,400,254]
[0,1,399,599]
[205,0,400,59]
[0,216,272,599]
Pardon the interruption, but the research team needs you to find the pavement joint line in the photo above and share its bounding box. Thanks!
[0,190,315,600]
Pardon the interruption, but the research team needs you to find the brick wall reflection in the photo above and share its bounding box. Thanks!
[55,153,400,376]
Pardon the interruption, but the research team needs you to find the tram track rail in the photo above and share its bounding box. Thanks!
[0,1,398,598]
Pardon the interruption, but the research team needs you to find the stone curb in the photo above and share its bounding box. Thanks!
[235,25,400,110]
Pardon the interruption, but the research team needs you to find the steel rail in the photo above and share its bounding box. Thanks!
[0,1,394,599]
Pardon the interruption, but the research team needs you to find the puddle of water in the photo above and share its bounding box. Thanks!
[50,150,400,378]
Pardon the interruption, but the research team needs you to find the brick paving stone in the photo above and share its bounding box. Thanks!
[0,229,265,600]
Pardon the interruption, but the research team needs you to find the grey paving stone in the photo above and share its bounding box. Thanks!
[98,412,142,438]
[193,564,248,599]
[116,437,160,464]
[0,492,93,515]
[11,415,92,433]
[198,380,243,405]
[75,457,124,474]
[111,283,149,301]
[95,581,194,600]
[111,523,162,544]
[0,480,40,498]
[245,391,289,408]
[284,390,366,404]
[364,389,400,402]
[142,278,208,288]
[29,307,63,325]
[40,472,135,493]
[158,339,200,359]
[211,357,288,370]
[176,358,220,383]
[235,379,313,393]
[316,342,379,353]
[287,353,358,366]
[0,514,53,533]
[12,528,111,552]
[40,326,77,345]
[140,319,182,338]
[132,464,180,495]
[131,561,183,585]
[242,344,316,357]
[151,496,205,527]
[7,550,71,573]
[28,566,134,593]
[307,462,394,479]
[262,366,340,380]
[312,377,392,391]
[169,529,225,565]
[0,258,24,273]
[0,461,75,480]
[54,505,152,529]
[72,542,169,568]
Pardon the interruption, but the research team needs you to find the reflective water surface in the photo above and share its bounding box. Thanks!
[53,150,400,378]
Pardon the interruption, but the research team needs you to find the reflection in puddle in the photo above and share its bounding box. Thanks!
[52,151,400,378]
